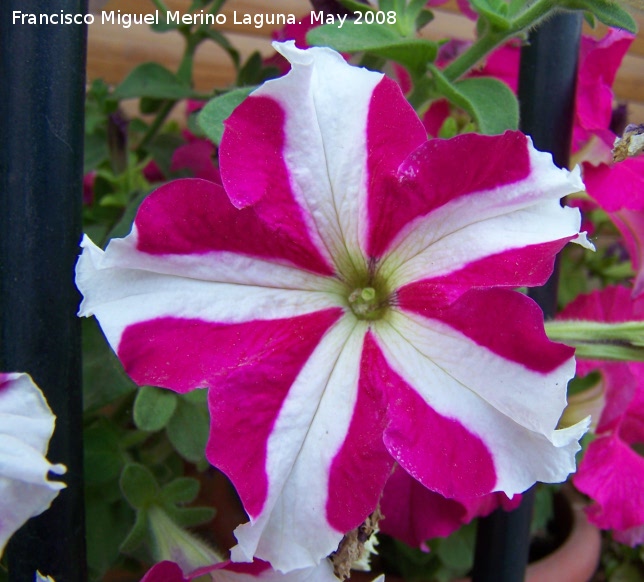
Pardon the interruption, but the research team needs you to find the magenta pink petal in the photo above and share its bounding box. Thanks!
[171,139,221,184]
[367,131,531,258]
[574,434,644,533]
[398,287,573,373]
[135,178,333,276]
[325,332,396,533]
[362,334,497,498]
[398,239,568,305]
[119,311,341,518]
[380,466,521,548]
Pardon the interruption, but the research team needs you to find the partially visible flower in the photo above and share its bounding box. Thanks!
[83,171,96,206]
[583,156,644,296]
[558,287,644,543]
[0,373,66,557]
[148,504,224,574]
[77,42,589,572]
[574,29,634,153]
[141,559,340,582]
[171,131,222,185]
[379,465,521,550]
[35,573,56,582]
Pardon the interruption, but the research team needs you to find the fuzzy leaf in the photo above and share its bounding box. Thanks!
[562,0,637,33]
[120,463,160,509]
[133,385,178,432]
[166,398,210,462]
[198,87,256,146]
[161,477,201,505]
[433,69,518,134]
[114,63,193,100]
[307,23,437,73]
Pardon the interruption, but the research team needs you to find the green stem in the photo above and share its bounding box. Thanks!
[545,319,644,362]
[135,100,175,155]
[150,0,169,16]
[135,27,203,155]
[442,0,557,82]
[198,0,226,33]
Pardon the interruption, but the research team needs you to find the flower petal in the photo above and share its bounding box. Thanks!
[0,373,66,557]
[375,132,588,287]
[230,319,371,571]
[221,42,426,277]
[574,434,644,533]
[380,465,520,548]
[372,310,587,497]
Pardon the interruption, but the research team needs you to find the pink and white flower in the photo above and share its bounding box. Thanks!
[559,286,644,544]
[0,373,66,557]
[76,43,590,572]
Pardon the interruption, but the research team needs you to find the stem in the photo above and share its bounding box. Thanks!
[442,0,557,82]
[150,0,169,16]
[135,27,203,155]
[198,0,226,33]
[135,100,175,155]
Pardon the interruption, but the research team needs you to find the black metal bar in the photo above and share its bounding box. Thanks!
[471,11,582,582]
[0,2,88,580]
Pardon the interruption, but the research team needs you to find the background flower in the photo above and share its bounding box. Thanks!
[0,373,66,557]
[559,286,644,543]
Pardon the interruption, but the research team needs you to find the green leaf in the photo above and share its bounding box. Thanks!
[198,87,255,145]
[307,23,437,74]
[469,0,511,30]
[336,0,377,15]
[568,370,602,396]
[120,463,160,509]
[562,0,637,33]
[85,491,134,579]
[237,51,265,86]
[168,506,217,527]
[161,477,200,505]
[139,97,166,115]
[105,189,150,242]
[113,63,193,100]
[432,68,518,134]
[145,133,185,177]
[434,522,476,572]
[84,132,108,173]
[84,423,125,485]
[166,398,210,462]
[82,317,136,412]
[416,8,435,31]
[133,385,178,432]
[119,510,149,552]
[531,485,555,535]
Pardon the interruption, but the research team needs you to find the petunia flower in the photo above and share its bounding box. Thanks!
[0,372,66,557]
[76,42,590,572]
[558,286,644,544]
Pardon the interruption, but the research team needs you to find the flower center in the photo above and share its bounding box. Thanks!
[347,284,389,321]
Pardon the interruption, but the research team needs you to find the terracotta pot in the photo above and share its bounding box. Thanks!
[523,491,601,582]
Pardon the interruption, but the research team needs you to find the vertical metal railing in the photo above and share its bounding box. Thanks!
[0,2,88,580]
[472,11,583,582]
